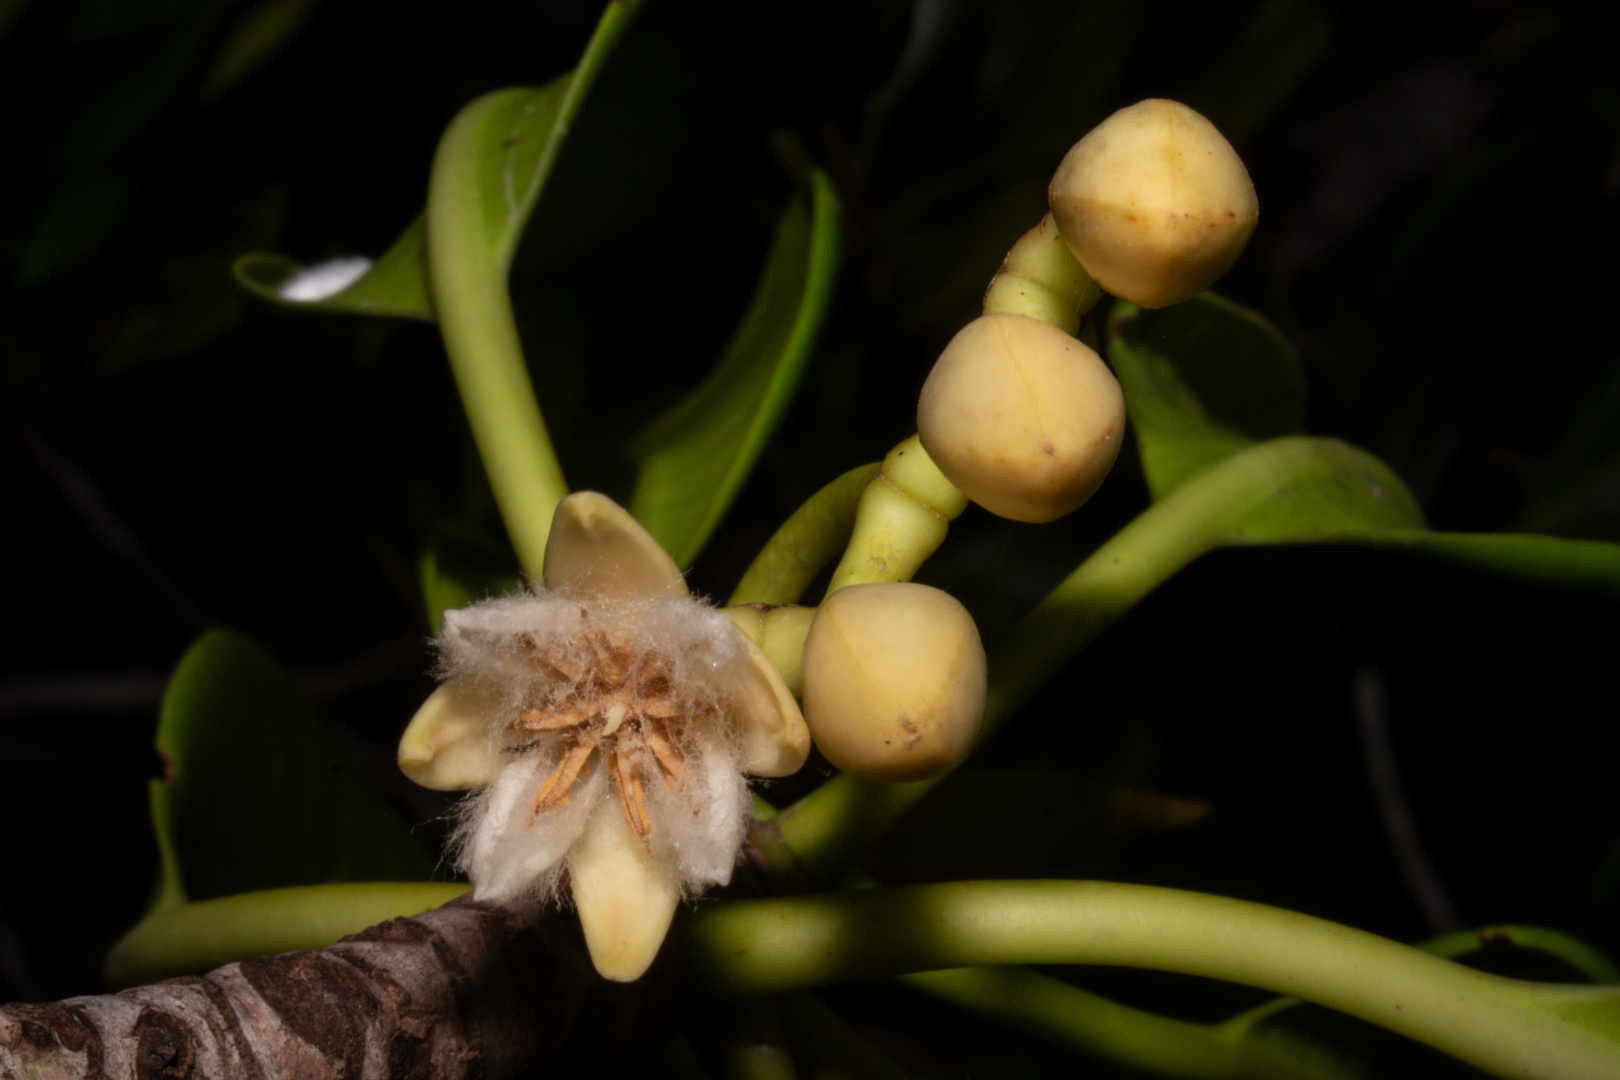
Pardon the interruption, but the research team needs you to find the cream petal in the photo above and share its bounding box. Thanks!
[644,734,749,886]
[569,801,682,982]
[397,684,505,791]
[721,629,811,778]
[542,492,688,599]
[467,752,601,902]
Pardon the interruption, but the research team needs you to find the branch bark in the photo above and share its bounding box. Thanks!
[0,897,669,1080]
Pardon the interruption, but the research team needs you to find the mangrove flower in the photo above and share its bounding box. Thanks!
[397,493,810,981]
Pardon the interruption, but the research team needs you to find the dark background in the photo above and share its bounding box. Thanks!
[3,0,1619,1075]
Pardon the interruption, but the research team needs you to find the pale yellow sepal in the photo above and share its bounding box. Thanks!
[542,491,688,599]
[725,631,811,778]
[725,604,817,698]
[569,803,682,982]
[397,684,506,790]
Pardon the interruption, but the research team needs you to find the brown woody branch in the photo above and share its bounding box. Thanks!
[0,897,671,1080]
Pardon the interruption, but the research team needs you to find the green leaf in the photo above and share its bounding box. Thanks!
[226,0,644,335]
[151,629,434,906]
[628,171,842,568]
[232,214,434,321]
[1107,292,1308,499]
[105,881,467,989]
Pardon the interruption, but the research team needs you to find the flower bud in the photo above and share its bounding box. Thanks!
[801,582,985,782]
[917,312,1124,523]
[1048,99,1257,309]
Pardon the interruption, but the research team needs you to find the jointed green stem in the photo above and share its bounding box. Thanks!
[982,213,1102,334]
[826,436,968,595]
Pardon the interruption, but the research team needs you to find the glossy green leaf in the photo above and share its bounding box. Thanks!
[1107,292,1308,499]
[1101,296,1620,593]
[629,171,841,569]
[106,881,467,988]
[227,0,642,336]
[232,214,434,321]
[151,629,433,906]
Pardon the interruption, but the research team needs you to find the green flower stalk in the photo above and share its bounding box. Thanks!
[684,881,1620,1080]
[826,435,968,593]
[981,212,1102,333]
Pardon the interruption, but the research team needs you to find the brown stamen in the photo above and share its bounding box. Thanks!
[640,696,683,720]
[512,696,597,732]
[611,749,651,843]
[520,616,711,838]
[533,737,597,816]
[644,723,685,786]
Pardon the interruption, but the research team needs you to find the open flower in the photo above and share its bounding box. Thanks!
[397,492,810,981]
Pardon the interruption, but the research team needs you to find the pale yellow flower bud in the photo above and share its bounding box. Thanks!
[1048,99,1258,309]
[801,582,985,782]
[917,312,1125,523]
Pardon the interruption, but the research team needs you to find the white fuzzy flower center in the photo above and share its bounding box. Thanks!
[439,589,752,903]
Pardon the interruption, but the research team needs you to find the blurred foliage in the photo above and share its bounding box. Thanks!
[1107,293,1307,497]
[5,0,1620,1076]
[149,629,432,905]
